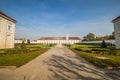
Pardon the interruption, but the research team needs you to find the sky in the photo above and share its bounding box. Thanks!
[0,0,120,40]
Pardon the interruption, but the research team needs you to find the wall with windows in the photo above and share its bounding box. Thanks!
[114,21,120,49]
[37,40,81,44]
[0,16,15,49]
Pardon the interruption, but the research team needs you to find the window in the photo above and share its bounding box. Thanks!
[0,18,2,32]
[0,17,2,32]
[7,23,12,31]
[0,22,2,32]
[118,23,120,31]
[8,25,11,30]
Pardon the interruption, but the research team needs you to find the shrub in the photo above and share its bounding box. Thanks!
[5,49,19,54]
[20,40,26,49]
[76,43,101,45]
[101,40,107,48]
[74,48,82,51]
[72,49,120,68]
[20,40,27,54]
[92,48,107,54]
[84,50,92,53]
[116,51,120,56]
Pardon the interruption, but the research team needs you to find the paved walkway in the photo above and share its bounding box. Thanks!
[0,45,114,80]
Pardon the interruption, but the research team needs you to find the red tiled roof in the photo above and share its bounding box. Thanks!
[112,16,120,23]
[38,37,81,40]
[0,11,16,23]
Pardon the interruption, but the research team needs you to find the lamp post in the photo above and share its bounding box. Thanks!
[66,34,69,48]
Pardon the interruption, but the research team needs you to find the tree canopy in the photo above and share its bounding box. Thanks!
[83,32,115,41]
[83,33,95,41]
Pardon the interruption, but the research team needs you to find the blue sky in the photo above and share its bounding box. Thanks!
[0,0,120,40]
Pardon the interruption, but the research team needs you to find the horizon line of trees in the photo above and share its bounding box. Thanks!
[82,32,115,41]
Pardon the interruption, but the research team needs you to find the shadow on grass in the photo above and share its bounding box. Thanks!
[44,53,110,80]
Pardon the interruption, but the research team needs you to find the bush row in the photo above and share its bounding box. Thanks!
[0,43,54,56]
[74,47,120,56]
[0,47,42,56]
[75,43,115,46]
[72,49,120,68]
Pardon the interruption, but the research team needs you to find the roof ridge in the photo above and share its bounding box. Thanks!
[38,37,81,40]
[0,10,16,23]
[112,16,120,23]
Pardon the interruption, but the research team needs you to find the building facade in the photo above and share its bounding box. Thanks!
[14,39,31,44]
[112,16,120,49]
[37,37,81,44]
[0,11,16,49]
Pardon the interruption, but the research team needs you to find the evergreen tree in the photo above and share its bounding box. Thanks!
[101,40,107,48]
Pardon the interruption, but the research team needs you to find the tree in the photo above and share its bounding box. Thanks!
[94,32,115,40]
[108,32,115,39]
[83,32,114,41]
[101,40,107,48]
[87,33,95,41]
[83,36,89,41]
[83,33,95,41]
[21,40,25,48]
[20,40,26,53]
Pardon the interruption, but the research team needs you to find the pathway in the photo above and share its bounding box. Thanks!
[0,45,114,80]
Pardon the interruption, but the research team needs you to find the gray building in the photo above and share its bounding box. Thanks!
[112,16,120,49]
[0,11,16,49]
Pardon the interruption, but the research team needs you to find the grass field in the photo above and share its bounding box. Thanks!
[0,44,50,67]
[71,44,120,69]
[0,48,48,67]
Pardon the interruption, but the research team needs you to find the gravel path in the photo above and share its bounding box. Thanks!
[0,45,113,80]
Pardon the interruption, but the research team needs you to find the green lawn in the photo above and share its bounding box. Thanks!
[15,44,56,51]
[71,44,120,69]
[0,48,48,67]
[0,44,50,67]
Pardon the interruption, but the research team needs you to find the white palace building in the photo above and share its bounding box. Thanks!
[37,36,81,44]
[0,11,16,49]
